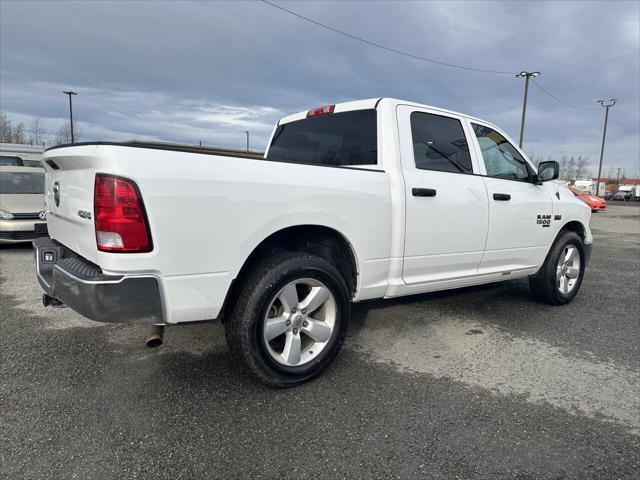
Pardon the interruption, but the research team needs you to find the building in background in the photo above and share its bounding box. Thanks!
[0,143,45,167]
[570,177,639,198]
[594,177,640,199]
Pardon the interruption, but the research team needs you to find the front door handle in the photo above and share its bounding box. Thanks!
[493,193,511,201]
[412,188,437,197]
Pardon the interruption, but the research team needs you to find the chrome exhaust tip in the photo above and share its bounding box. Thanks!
[146,324,164,348]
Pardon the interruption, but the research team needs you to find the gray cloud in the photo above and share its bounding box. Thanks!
[1,0,638,172]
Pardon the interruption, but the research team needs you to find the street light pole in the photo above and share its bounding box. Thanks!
[595,99,617,197]
[516,71,540,148]
[245,131,250,152]
[63,91,77,143]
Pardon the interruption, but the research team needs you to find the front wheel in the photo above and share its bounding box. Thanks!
[529,230,586,305]
[225,252,350,387]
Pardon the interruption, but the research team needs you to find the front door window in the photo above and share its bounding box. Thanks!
[472,124,531,182]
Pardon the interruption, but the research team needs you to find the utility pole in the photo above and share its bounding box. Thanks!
[616,167,621,185]
[516,71,540,148]
[63,91,77,143]
[245,131,250,152]
[595,99,617,197]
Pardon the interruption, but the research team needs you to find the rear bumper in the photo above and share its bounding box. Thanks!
[33,237,164,324]
[0,219,48,243]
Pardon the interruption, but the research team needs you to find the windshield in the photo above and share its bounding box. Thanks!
[0,172,45,194]
[266,109,377,166]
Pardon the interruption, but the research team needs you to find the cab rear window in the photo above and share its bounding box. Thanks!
[266,109,377,166]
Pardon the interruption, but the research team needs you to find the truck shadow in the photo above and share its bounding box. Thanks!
[348,279,534,338]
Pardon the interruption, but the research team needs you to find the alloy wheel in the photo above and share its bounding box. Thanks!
[556,244,581,295]
[263,278,337,367]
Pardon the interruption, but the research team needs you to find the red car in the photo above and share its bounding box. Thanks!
[571,189,607,212]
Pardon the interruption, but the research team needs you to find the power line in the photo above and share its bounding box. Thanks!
[260,0,515,75]
[531,79,599,111]
[261,1,610,113]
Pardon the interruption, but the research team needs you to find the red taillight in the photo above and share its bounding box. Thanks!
[306,104,335,117]
[94,174,152,253]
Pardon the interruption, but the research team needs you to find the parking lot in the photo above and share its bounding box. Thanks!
[1,203,639,479]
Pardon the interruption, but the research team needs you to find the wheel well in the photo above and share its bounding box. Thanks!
[219,225,358,323]
[559,221,586,241]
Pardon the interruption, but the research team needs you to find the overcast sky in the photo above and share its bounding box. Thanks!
[1,0,638,174]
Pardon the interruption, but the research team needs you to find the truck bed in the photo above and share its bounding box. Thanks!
[41,142,392,323]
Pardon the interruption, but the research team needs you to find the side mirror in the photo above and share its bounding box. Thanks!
[536,161,559,183]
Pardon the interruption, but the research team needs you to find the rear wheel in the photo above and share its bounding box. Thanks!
[529,230,585,305]
[225,252,350,387]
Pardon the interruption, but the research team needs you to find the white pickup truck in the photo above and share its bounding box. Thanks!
[34,98,592,386]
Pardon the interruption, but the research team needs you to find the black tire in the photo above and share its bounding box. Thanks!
[529,230,586,305]
[224,252,350,387]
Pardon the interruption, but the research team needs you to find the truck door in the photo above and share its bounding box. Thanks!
[397,105,489,285]
[468,121,554,274]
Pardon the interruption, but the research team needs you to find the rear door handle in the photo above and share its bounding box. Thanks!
[493,193,511,201]
[412,188,437,197]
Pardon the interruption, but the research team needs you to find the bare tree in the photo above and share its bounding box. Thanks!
[0,111,12,142]
[558,154,569,181]
[55,120,81,145]
[13,122,27,144]
[574,155,590,180]
[29,117,47,145]
[0,111,50,144]
[566,156,577,181]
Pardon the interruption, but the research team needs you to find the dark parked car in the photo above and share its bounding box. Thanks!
[612,191,631,201]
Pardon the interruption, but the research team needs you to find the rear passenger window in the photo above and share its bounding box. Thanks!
[410,112,473,174]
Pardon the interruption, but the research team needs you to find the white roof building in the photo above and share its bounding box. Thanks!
[0,143,46,162]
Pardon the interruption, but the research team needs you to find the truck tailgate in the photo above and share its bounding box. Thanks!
[43,146,102,265]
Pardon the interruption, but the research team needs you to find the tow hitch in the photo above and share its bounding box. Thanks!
[42,293,65,308]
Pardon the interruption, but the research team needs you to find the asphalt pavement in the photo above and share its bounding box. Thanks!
[1,203,639,479]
